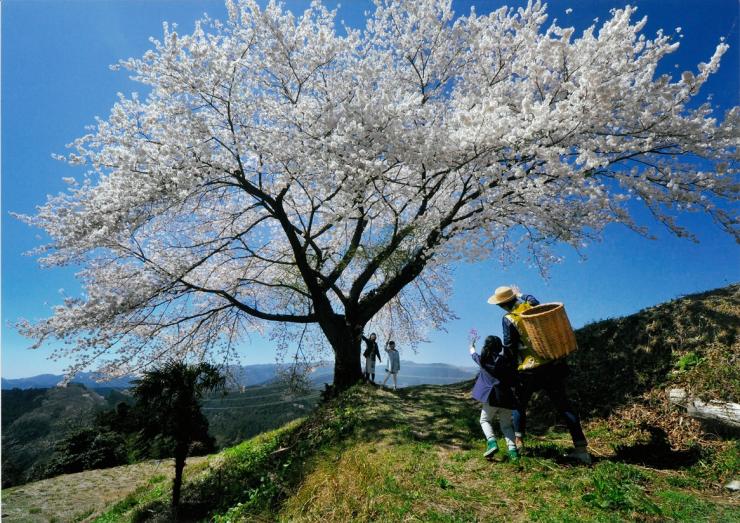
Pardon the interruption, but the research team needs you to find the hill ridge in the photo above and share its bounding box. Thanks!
[2,284,738,522]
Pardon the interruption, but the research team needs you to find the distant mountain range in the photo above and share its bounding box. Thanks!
[1,373,135,390]
[2,361,476,390]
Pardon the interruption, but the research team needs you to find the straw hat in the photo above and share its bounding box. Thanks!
[487,286,516,305]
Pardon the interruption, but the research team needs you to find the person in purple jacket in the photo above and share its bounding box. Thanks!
[469,335,520,461]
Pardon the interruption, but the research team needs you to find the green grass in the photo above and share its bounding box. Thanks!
[279,385,737,522]
[581,462,659,514]
[91,475,168,523]
[92,420,309,522]
[75,377,740,522]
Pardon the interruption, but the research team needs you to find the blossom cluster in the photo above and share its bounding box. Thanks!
[16,0,738,377]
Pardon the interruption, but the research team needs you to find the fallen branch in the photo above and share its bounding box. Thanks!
[667,388,740,434]
[270,445,294,456]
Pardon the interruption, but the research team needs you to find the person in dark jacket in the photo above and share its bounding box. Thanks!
[470,335,519,461]
[361,333,382,383]
[488,285,590,464]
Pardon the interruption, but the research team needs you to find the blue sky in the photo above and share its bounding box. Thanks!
[2,0,738,378]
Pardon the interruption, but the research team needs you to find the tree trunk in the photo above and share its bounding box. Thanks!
[333,340,363,391]
[324,321,363,392]
[172,445,187,512]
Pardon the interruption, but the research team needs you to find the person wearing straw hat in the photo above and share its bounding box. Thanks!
[488,286,591,465]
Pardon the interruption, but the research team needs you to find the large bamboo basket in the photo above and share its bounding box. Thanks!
[519,303,577,360]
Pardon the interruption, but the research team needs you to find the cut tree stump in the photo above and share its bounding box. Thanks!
[667,388,740,434]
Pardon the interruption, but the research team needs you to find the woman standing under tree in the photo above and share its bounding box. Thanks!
[382,341,401,391]
[361,333,382,383]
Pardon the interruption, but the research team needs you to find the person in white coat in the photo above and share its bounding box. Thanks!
[382,341,401,391]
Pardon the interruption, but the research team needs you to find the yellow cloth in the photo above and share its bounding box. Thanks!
[506,301,552,371]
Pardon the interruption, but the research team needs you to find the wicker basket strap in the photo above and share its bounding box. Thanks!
[506,301,551,370]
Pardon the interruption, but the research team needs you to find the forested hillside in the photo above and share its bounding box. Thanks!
[1,382,316,488]
[1,384,125,488]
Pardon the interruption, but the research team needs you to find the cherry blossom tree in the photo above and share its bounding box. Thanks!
[18,0,738,390]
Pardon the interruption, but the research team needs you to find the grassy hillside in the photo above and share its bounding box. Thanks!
[84,383,738,522]
[3,285,739,522]
[567,284,739,453]
[576,284,739,405]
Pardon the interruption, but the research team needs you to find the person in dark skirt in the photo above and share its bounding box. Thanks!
[469,335,519,461]
[362,332,382,383]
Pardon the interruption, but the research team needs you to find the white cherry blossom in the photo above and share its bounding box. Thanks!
[16,0,738,389]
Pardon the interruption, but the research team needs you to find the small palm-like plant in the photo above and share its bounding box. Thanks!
[132,361,225,512]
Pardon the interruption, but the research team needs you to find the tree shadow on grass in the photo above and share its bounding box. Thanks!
[610,426,701,470]
[521,441,567,462]
[352,383,482,450]
[522,425,702,471]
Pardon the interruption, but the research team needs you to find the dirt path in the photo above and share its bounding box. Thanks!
[1,456,209,523]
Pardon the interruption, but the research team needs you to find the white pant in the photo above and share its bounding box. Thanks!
[382,371,397,389]
[480,404,516,451]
